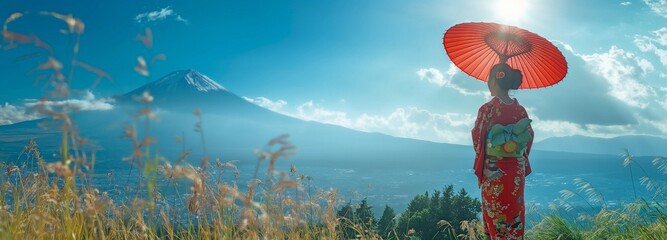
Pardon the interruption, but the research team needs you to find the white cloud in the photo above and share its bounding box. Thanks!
[417,67,449,87]
[654,27,667,45]
[0,91,114,126]
[621,1,632,5]
[517,40,667,138]
[643,0,667,18]
[532,119,637,141]
[245,36,667,144]
[24,91,114,112]
[579,46,656,108]
[352,107,476,144]
[243,96,287,112]
[526,41,667,139]
[243,96,477,144]
[635,57,655,75]
[135,6,189,24]
[655,48,667,66]
[635,113,667,135]
[524,107,635,141]
[634,36,655,52]
[649,119,667,133]
[295,100,354,127]
[251,95,663,144]
[659,87,667,109]
[0,102,41,125]
[416,65,487,96]
[244,91,667,144]
[555,40,575,53]
[635,28,667,67]
[175,15,189,24]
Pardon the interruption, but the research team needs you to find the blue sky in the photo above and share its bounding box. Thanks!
[1,0,667,144]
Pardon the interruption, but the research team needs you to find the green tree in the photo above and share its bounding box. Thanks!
[397,185,481,239]
[337,201,357,239]
[337,198,377,238]
[452,188,478,222]
[356,199,376,232]
[377,205,397,239]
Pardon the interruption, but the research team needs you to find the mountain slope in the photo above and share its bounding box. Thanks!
[0,70,473,170]
[2,69,644,174]
[535,135,667,157]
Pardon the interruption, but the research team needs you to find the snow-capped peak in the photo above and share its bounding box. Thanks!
[151,69,226,92]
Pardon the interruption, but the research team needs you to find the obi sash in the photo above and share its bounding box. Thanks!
[486,118,532,158]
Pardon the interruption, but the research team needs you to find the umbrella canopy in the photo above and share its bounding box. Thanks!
[443,22,567,89]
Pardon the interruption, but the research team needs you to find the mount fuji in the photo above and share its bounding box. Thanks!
[0,70,474,170]
[115,69,274,116]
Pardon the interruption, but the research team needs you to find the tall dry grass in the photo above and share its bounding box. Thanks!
[526,149,667,240]
[1,11,347,240]
[0,10,490,240]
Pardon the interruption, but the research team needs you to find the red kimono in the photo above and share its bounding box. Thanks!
[472,97,533,239]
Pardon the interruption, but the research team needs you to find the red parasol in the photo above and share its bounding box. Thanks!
[443,22,567,89]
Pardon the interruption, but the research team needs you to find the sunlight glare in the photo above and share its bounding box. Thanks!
[495,0,528,22]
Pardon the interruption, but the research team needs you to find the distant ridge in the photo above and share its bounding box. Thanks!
[535,135,667,157]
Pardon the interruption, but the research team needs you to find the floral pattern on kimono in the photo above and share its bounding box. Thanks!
[471,97,534,240]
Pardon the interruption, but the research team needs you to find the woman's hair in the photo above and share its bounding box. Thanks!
[489,63,522,90]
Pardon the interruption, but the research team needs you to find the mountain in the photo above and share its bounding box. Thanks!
[115,69,273,116]
[0,70,473,170]
[535,135,667,157]
[3,69,647,176]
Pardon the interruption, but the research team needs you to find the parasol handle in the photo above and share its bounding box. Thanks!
[500,40,510,63]
[498,54,508,64]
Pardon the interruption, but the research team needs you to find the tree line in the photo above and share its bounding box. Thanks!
[336,184,481,239]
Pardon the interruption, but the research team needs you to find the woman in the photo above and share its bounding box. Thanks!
[471,63,534,239]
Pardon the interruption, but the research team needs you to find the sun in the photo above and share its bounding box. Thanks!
[495,0,528,22]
